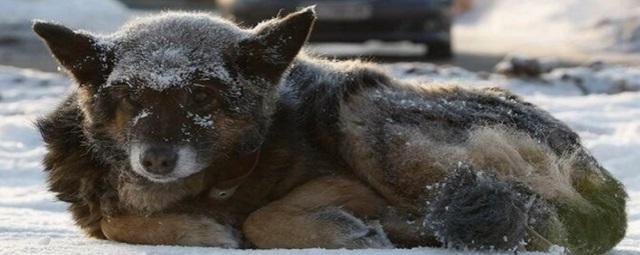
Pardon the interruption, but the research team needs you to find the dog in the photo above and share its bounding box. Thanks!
[34,8,627,254]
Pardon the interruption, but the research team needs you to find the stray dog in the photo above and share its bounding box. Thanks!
[35,7,626,254]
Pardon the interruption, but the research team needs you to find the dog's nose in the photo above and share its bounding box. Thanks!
[140,146,177,175]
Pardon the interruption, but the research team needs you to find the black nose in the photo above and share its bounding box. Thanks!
[140,146,178,175]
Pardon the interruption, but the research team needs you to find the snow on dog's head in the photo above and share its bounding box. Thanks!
[33,9,316,183]
[106,12,242,91]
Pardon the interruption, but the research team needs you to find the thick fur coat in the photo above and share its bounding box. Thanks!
[35,8,626,254]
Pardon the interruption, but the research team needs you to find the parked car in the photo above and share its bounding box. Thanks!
[218,0,454,58]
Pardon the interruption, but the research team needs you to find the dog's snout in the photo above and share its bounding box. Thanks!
[140,146,178,175]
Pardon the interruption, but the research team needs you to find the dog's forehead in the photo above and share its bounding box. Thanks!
[106,13,248,91]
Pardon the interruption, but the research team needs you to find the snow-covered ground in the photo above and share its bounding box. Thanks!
[1,0,640,254]
[0,62,639,254]
[0,0,133,71]
[454,0,640,63]
[0,0,131,33]
[311,0,640,71]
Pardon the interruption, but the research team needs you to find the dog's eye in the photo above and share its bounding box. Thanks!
[191,90,217,110]
[192,80,223,109]
[113,89,139,108]
[122,94,139,107]
[194,92,209,105]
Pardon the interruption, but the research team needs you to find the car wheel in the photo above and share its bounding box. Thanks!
[425,41,453,59]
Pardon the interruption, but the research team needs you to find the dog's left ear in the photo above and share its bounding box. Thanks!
[33,21,113,86]
[238,6,316,82]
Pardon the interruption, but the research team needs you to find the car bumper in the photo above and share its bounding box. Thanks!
[229,1,451,43]
[310,19,450,43]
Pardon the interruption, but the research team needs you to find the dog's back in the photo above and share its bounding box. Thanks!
[279,55,627,254]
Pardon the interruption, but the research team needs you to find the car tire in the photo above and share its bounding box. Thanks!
[425,41,453,59]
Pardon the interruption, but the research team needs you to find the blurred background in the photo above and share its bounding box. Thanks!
[1,1,640,253]
[2,0,639,72]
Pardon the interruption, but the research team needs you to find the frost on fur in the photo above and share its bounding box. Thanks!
[104,12,242,91]
[425,166,552,251]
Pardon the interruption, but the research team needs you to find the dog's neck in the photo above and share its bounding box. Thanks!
[199,55,390,208]
[207,148,262,202]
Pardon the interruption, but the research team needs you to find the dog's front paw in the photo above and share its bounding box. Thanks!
[347,221,394,249]
[177,216,242,248]
[316,209,394,249]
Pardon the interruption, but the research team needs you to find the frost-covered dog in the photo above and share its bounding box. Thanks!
[35,8,626,254]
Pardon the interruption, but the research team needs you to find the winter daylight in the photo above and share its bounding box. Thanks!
[0,0,639,254]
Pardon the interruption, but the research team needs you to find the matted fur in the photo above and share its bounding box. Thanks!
[339,83,585,204]
[337,82,626,253]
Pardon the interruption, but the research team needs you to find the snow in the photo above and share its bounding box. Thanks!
[104,12,242,91]
[388,61,640,96]
[0,0,639,253]
[187,112,214,128]
[0,0,131,33]
[132,109,151,126]
[454,0,640,61]
[0,61,639,254]
[0,0,134,72]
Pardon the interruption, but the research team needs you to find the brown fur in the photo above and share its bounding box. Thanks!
[102,214,240,247]
[243,176,390,249]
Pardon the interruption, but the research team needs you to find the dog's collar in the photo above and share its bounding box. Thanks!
[208,148,261,201]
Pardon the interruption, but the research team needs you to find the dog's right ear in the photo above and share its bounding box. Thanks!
[33,21,113,86]
[237,7,316,82]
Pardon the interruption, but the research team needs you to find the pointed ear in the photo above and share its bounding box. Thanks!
[33,21,113,86]
[237,7,316,81]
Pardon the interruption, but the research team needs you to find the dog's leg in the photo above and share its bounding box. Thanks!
[101,214,241,248]
[243,176,394,249]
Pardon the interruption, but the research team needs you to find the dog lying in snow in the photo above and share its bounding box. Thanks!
[34,7,626,254]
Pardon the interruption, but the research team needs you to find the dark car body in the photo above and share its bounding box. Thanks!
[219,0,454,58]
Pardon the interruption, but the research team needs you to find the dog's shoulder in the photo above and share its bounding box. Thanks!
[277,56,391,150]
[37,91,111,238]
[37,92,84,151]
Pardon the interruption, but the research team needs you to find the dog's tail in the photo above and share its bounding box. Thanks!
[426,167,535,251]
[425,161,627,255]
[552,156,627,255]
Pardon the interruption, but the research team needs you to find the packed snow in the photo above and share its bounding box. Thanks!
[0,61,639,254]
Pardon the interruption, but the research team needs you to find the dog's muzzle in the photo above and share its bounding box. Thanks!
[129,143,202,183]
[139,145,178,175]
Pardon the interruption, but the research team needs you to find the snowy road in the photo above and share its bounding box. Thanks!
[0,64,639,254]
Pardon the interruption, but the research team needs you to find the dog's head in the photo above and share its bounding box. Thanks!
[34,9,315,183]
